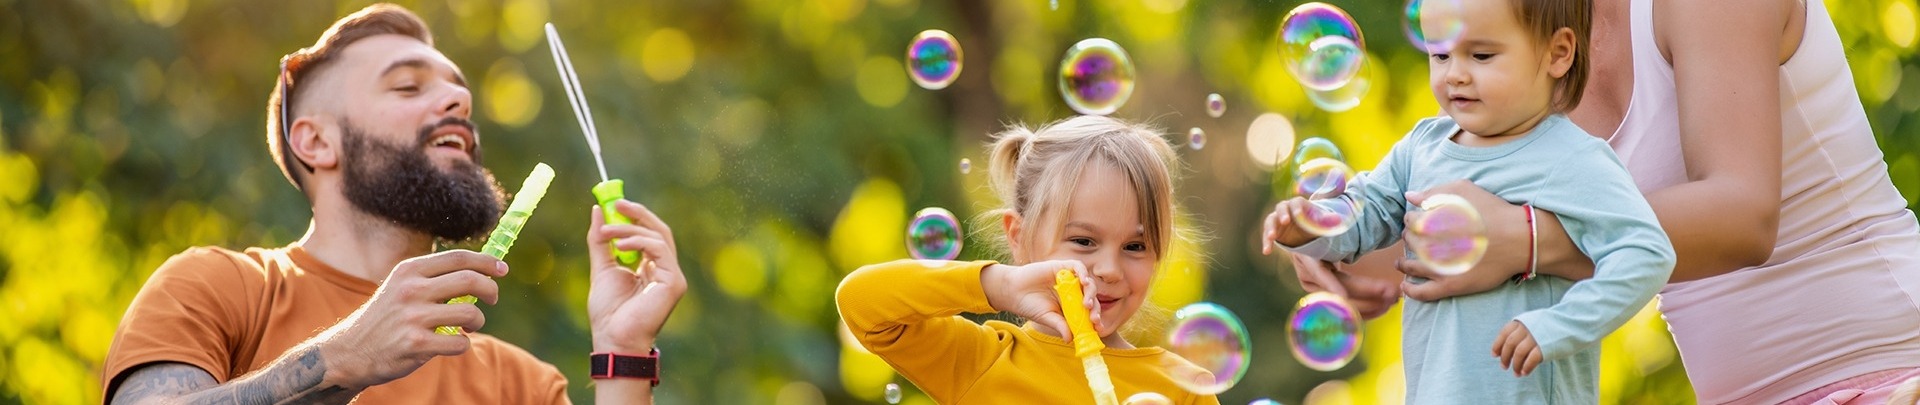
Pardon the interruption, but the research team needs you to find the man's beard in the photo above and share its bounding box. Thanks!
[340,118,504,243]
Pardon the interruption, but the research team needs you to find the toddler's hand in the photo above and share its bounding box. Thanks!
[981,260,1104,340]
[1492,320,1544,377]
[1261,197,1320,252]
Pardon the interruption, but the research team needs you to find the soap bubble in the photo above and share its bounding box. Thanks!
[1206,93,1227,117]
[1165,303,1252,395]
[1058,38,1137,115]
[1279,3,1366,91]
[885,383,903,404]
[1404,0,1467,53]
[1189,127,1207,151]
[906,30,963,90]
[1288,292,1362,371]
[1408,193,1487,275]
[906,207,963,260]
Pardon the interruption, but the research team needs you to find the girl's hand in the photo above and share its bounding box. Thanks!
[1285,253,1401,320]
[1492,320,1544,377]
[1261,197,1321,250]
[981,260,1105,340]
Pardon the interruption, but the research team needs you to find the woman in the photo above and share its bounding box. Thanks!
[1286,0,1920,403]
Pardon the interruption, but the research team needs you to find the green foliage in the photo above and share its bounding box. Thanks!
[0,0,1913,403]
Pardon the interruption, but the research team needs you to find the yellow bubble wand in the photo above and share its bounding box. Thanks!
[436,163,555,335]
[1054,269,1119,405]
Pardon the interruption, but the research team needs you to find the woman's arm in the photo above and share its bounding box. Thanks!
[1643,0,1788,282]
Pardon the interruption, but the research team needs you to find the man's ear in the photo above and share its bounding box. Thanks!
[1002,212,1025,263]
[1546,27,1577,79]
[289,116,339,171]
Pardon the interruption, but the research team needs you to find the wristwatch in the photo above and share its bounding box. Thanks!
[589,347,659,386]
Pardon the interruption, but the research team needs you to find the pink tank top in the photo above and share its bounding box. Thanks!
[1611,0,1920,403]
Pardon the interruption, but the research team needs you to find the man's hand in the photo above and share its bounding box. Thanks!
[586,201,687,353]
[321,250,506,388]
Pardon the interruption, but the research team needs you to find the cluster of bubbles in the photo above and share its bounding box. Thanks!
[1408,193,1488,275]
[906,30,963,90]
[1285,138,1361,236]
[1058,38,1137,116]
[1287,292,1363,371]
[1164,303,1252,395]
[906,207,964,260]
[1278,3,1370,112]
[885,383,903,404]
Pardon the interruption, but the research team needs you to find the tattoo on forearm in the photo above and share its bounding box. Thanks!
[109,347,359,405]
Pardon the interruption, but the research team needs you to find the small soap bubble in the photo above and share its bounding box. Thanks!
[1288,292,1362,371]
[1279,3,1366,91]
[906,207,964,260]
[1124,392,1173,405]
[1165,303,1252,395]
[1206,93,1227,118]
[1058,38,1137,116]
[1291,137,1344,169]
[906,30,964,90]
[1408,193,1488,275]
[959,158,972,174]
[1189,127,1207,151]
[885,383,903,404]
[1298,197,1360,236]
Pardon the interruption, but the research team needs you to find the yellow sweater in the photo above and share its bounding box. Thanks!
[836,259,1220,404]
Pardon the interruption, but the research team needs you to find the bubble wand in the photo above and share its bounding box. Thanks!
[437,163,556,335]
[1054,269,1119,405]
[546,22,640,267]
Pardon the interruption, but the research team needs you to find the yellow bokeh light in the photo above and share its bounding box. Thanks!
[1887,0,1918,49]
[482,59,542,129]
[857,56,909,108]
[712,240,769,299]
[829,178,907,270]
[642,28,697,83]
[497,0,550,52]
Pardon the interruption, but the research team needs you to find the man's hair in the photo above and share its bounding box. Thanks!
[1510,0,1590,113]
[267,3,433,191]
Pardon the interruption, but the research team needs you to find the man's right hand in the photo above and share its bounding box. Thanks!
[318,250,506,389]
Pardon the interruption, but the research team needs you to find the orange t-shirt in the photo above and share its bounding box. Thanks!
[101,244,568,403]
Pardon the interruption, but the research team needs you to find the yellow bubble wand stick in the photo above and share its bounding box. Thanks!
[436,163,555,335]
[1055,269,1120,405]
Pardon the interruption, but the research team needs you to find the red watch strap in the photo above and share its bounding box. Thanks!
[590,348,659,386]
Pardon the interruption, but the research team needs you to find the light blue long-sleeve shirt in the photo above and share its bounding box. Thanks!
[1287,115,1676,404]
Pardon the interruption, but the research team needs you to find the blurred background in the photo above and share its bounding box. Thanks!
[1,0,1916,403]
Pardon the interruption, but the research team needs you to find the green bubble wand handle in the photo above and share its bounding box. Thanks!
[547,23,641,268]
[437,163,555,336]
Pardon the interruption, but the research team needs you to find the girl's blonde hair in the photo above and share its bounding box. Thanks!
[982,115,1181,262]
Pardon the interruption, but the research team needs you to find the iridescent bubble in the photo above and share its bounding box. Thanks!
[1165,302,1252,395]
[1294,158,1352,199]
[1279,3,1366,91]
[906,30,963,90]
[906,207,963,260]
[1404,0,1466,53]
[1298,197,1360,237]
[1124,392,1174,405]
[1408,193,1487,275]
[1206,93,1227,118]
[1291,137,1345,169]
[1306,73,1369,113]
[1288,292,1362,371]
[1249,399,1284,405]
[959,158,972,174]
[1188,127,1207,151]
[1058,38,1136,116]
[885,383,903,404]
